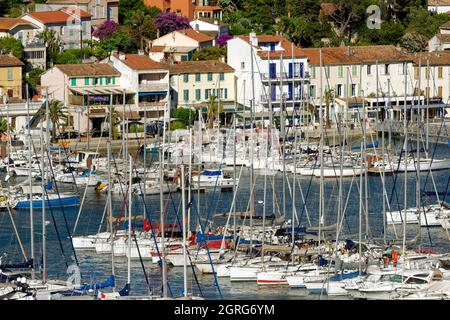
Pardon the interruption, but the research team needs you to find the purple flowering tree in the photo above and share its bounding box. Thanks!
[92,21,119,40]
[217,34,232,46]
[154,12,191,36]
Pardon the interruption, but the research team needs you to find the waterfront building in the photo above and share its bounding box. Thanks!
[168,60,235,114]
[109,52,170,119]
[190,18,229,37]
[227,33,310,113]
[40,63,128,133]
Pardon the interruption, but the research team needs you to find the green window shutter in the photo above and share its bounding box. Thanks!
[92,77,96,85]
[207,72,212,81]
[183,89,189,101]
[195,73,200,81]
[184,74,189,83]
[212,88,216,96]
[112,76,116,85]
[99,77,103,85]
[105,77,110,85]
[338,66,343,78]
[224,88,228,99]
[195,88,201,100]
[220,72,224,81]
[84,77,89,85]
[310,67,315,79]
[181,55,188,61]
[71,78,76,86]
[205,89,209,99]
[352,65,357,77]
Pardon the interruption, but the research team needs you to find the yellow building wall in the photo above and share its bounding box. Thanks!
[0,66,22,99]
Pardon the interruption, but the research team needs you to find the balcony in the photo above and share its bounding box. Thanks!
[138,82,168,93]
[139,101,166,111]
[261,72,309,82]
[260,94,306,104]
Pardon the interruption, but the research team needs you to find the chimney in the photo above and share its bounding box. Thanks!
[346,46,353,56]
[249,32,257,47]
[119,53,126,60]
[138,49,144,55]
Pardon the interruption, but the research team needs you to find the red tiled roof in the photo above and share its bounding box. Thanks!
[27,8,91,24]
[429,0,450,5]
[113,53,168,70]
[238,35,307,59]
[0,55,24,67]
[413,51,450,65]
[0,18,36,31]
[299,45,412,65]
[149,46,166,53]
[194,6,223,11]
[177,29,214,43]
[167,60,234,73]
[56,63,119,76]
[436,33,450,42]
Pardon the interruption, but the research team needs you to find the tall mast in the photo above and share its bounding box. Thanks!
[377,61,387,245]
[26,83,35,280]
[127,155,132,287]
[108,93,115,288]
[318,49,324,252]
[249,33,255,251]
[280,54,286,220]
[181,164,187,297]
[41,89,49,282]
[402,62,408,258]
[416,59,422,248]
[291,45,296,264]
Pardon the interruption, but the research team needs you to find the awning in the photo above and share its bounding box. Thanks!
[120,110,141,120]
[70,87,134,95]
[139,92,167,97]
[19,185,44,194]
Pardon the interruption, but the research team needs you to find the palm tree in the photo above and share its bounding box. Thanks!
[323,88,335,128]
[37,28,60,68]
[38,100,67,142]
[207,95,223,129]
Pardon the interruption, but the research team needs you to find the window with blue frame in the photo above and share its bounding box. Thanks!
[183,89,189,101]
[195,73,200,81]
[207,73,213,81]
[269,63,276,79]
[184,74,189,82]
[195,89,201,100]
[219,72,224,81]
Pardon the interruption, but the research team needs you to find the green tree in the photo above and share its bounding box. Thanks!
[172,107,196,126]
[0,36,23,58]
[36,28,61,68]
[323,88,335,128]
[191,46,227,61]
[399,31,426,53]
[207,95,223,129]
[25,67,45,89]
[125,10,158,49]
[0,118,13,136]
[406,7,450,39]
[38,100,67,142]
[357,21,405,45]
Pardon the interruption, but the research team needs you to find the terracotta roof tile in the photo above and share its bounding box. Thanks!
[436,33,450,42]
[300,45,412,65]
[320,3,338,15]
[113,53,167,70]
[429,0,450,5]
[27,8,91,24]
[149,46,166,53]
[0,18,36,31]
[56,63,119,76]
[440,21,450,29]
[177,29,214,43]
[0,55,24,67]
[194,17,228,27]
[413,51,450,65]
[167,60,234,74]
[238,35,307,59]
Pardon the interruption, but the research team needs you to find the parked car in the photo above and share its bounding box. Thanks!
[57,131,80,140]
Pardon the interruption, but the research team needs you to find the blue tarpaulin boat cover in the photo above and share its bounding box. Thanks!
[203,170,221,176]
[77,275,115,291]
[329,271,361,281]
[196,232,232,243]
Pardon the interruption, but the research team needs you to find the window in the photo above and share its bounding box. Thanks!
[195,88,201,100]
[351,65,357,77]
[205,89,209,99]
[100,6,105,18]
[181,55,188,61]
[309,85,316,99]
[438,86,443,97]
[338,66,343,78]
[105,77,110,85]
[425,67,430,79]
[184,74,189,82]
[240,62,245,69]
[91,7,96,18]
[7,67,13,81]
[398,64,405,75]
[112,76,116,85]
[92,77,98,85]
[310,66,316,79]
[195,73,200,82]
[384,64,389,75]
[438,67,443,78]
[337,84,342,97]
[99,77,103,85]
[207,72,213,81]
[183,89,189,101]
[71,78,76,86]
[367,65,372,75]
[84,77,89,85]
[414,66,419,79]
[351,84,357,96]
[220,72,224,81]
[224,88,228,99]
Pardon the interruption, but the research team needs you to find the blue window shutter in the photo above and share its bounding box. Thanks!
[300,63,304,78]
[271,85,276,101]
[288,83,293,100]
[288,63,293,78]
[269,63,276,79]
[224,88,228,99]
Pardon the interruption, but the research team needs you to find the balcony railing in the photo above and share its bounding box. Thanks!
[139,101,166,111]
[261,72,308,81]
[138,82,168,92]
[260,94,305,103]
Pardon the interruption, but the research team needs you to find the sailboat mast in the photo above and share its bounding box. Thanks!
[41,89,48,282]
[181,164,187,297]
[26,83,35,280]
[108,93,115,287]
[249,34,255,250]
[402,62,408,257]
[417,59,422,249]
[291,46,296,263]
[377,61,387,245]
[160,81,168,298]
[127,156,132,286]
[318,49,324,250]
